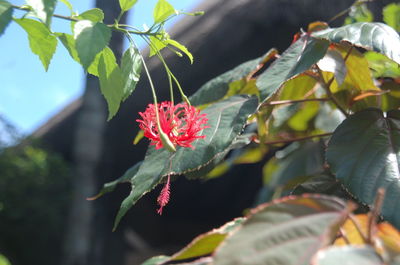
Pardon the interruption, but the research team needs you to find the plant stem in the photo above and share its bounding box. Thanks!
[255,132,333,145]
[268,98,329,106]
[328,0,373,23]
[315,66,349,117]
[11,4,79,22]
[11,4,161,37]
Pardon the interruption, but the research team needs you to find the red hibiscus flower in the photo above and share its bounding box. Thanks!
[137,101,209,150]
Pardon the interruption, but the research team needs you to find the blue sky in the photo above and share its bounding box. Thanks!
[0,0,199,135]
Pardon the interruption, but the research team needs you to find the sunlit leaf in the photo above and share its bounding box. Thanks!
[257,36,329,102]
[317,49,346,86]
[149,35,167,56]
[97,48,124,120]
[383,3,400,32]
[213,195,348,265]
[14,18,57,71]
[167,39,193,64]
[0,0,12,36]
[119,0,138,12]
[26,0,57,26]
[327,108,400,229]
[121,45,142,101]
[76,8,104,22]
[169,218,245,261]
[312,22,400,65]
[365,51,400,79]
[344,3,373,25]
[153,0,176,23]
[74,20,111,69]
[139,255,170,265]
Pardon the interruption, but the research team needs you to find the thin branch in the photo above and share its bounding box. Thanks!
[328,0,373,23]
[254,132,333,145]
[315,66,349,117]
[11,4,79,22]
[268,98,329,106]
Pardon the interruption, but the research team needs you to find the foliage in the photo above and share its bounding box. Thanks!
[0,142,71,265]
[2,0,400,264]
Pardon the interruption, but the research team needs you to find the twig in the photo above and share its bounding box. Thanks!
[268,98,329,106]
[315,66,349,117]
[11,4,79,22]
[328,0,373,23]
[254,132,333,145]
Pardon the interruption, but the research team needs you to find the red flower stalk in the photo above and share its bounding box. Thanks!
[137,101,209,150]
[157,175,171,215]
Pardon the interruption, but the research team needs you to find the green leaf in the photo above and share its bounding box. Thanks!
[190,57,261,106]
[74,20,111,69]
[88,162,141,200]
[58,33,80,62]
[97,49,124,120]
[312,22,400,65]
[383,3,400,32]
[119,0,138,12]
[261,141,326,201]
[365,51,400,79]
[0,0,12,36]
[113,95,258,230]
[169,218,245,261]
[149,35,167,57]
[213,194,348,265]
[277,74,317,101]
[313,246,383,265]
[14,18,57,71]
[76,8,104,22]
[26,0,57,26]
[153,0,176,23]
[317,49,346,86]
[167,39,193,64]
[326,108,400,228]
[121,45,142,101]
[257,36,329,103]
[344,3,373,25]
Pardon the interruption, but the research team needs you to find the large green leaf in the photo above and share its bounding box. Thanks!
[113,95,258,230]
[26,0,57,26]
[312,246,383,265]
[14,18,57,71]
[119,0,138,11]
[213,195,348,265]
[312,22,400,65]
[168,218,245,261]
[121,45,142,101]
[326,108,400,228]
[256,36,329,103]
[97,49,124,120]
[0,0,12,36]
[74,20,111,69]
